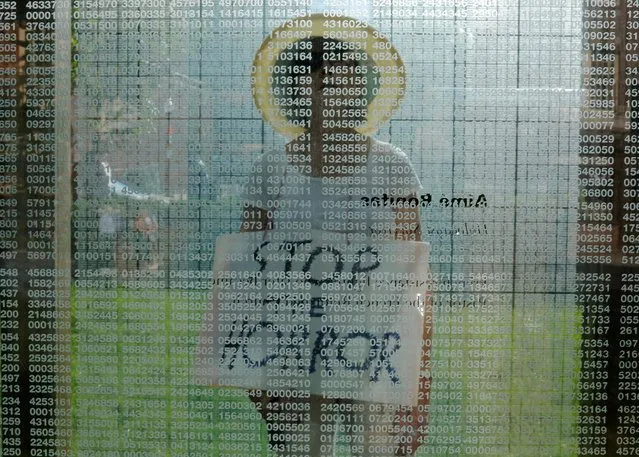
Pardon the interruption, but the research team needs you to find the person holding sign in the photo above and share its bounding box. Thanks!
[196,15,432,457]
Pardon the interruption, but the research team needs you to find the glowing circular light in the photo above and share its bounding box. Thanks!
[251,14,407,138]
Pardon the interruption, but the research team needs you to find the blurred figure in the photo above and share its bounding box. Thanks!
[133,211,159,271]
[235,16,431,457]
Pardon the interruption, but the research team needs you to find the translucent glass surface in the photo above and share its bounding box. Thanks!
[0,1,636,456]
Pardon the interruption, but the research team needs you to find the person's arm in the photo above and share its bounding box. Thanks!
[393,201,432,457]
[389,145,423,242]
[237,167,271,414]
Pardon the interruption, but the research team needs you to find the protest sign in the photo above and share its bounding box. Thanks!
[194,230,429,406]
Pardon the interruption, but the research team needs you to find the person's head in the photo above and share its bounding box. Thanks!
[271,37,380,131]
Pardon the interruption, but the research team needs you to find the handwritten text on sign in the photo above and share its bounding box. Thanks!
[194,230,429,406]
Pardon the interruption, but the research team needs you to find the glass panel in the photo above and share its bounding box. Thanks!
[0,1,636,456]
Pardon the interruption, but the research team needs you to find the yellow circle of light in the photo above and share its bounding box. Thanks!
[251,14,407,138]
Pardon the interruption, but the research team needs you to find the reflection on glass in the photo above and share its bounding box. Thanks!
[4,0,639,456]
[198,16,431,457]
